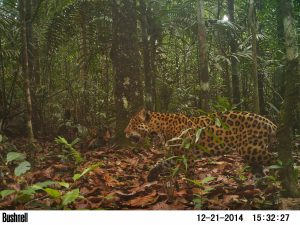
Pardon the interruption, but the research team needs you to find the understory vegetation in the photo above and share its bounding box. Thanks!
[0,0,300,209]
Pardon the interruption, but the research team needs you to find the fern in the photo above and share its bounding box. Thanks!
[55,136,83,164]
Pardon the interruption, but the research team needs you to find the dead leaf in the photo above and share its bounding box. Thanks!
[280,198,300,210]
[125,158,139,167]
[127,181,158,193]
[80,187,102,197]
[102,172,122,187]
[75,199,91,209]
[175,189,187,197]
[52,164,72,171]
[223,194,240,204]
[242,189,262,198]
[0,200,13,209]
[42,167,55,179]
[149,201,171,210]
[87,196,103,209]
[126,191,158,207]
[91,168,122,187]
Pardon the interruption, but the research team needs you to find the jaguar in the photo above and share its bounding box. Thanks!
[124,108,277,181]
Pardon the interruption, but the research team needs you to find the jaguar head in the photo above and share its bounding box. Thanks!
[124,108,151,143]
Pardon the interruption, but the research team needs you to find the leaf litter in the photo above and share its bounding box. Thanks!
[0,138,287,209]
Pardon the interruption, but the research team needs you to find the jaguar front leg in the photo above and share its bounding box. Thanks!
[147,157,179,203]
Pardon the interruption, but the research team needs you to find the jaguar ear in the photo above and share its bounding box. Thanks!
[139,108,151,122]
[145,110,151,122]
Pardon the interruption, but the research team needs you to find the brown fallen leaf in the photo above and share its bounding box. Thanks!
[75,199,91,209]
[102,172,122,187]
[2,138,282,210]
[86,196,104,209]
[127,181,158,193]
[80,187,102,197]
[174,189,187,197]
[112,182,157,201]
[149,201,171,210]
[207,199,228,210]
[148,200,188,210]
[125,157,139,167]
[0,200,13,209]
[112,190,137,200]
[242,189,262,198]
[92,168,123,187]
[42,167,55,179]
[126,191,158,207]
[280,198,300,210]
[192,188,209,196]
[52,164,72,171]
[222,194,240,205]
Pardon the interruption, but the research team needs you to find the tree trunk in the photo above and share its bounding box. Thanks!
[104,52,110,115]
[175,38,180,88]
[29,0,44,133]
[257,71,266,114]
[257,4,266,115]
[79,6,89,123]
[227,0,241,109]
[79,9,88,92]
[223,59,232,99]
[21,0,40,132]
[111,0,144,144]
[216,0,221,20]
[148,5,161,111]
[139,0,153,110]
[277,0,300,197]
[19,0,34,143]
[273,0,285,109]
[196,0,210,112]
[0,35,7,127]
[257,36,266,115]
[31,0,41,86]
[248,0,260,113]
[25,0,33,82]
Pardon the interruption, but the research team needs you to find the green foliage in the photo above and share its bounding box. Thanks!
[58,181,70,189]
[0,0,291,135]
[187,176,216,187]
[5,152,31,176]
[0,189,16,198]
[0,0,298,208]
[1,180,62,201]
[234,166,250,183]
[268,164,283,170]
[6,152,26,163]
[193,197,203,210]
[55,136,83,164]
[165,124,214,179]
[182,155,188,172]
[214,117,222,127]
[44,188,61,198]
[0,136,17,155]
[267,102,280,114]
[186,176,216,209]
[182,137,191,149]
[171,164,180,177]
[195,128,204,143]
[14,161,31,176]
[62,189,80,206]
[0,161,105,208]
[213,96,232,112]
[73,162,104,181]
[0,178,81,208]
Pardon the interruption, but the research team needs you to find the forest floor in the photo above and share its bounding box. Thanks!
[1,138,300,210]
